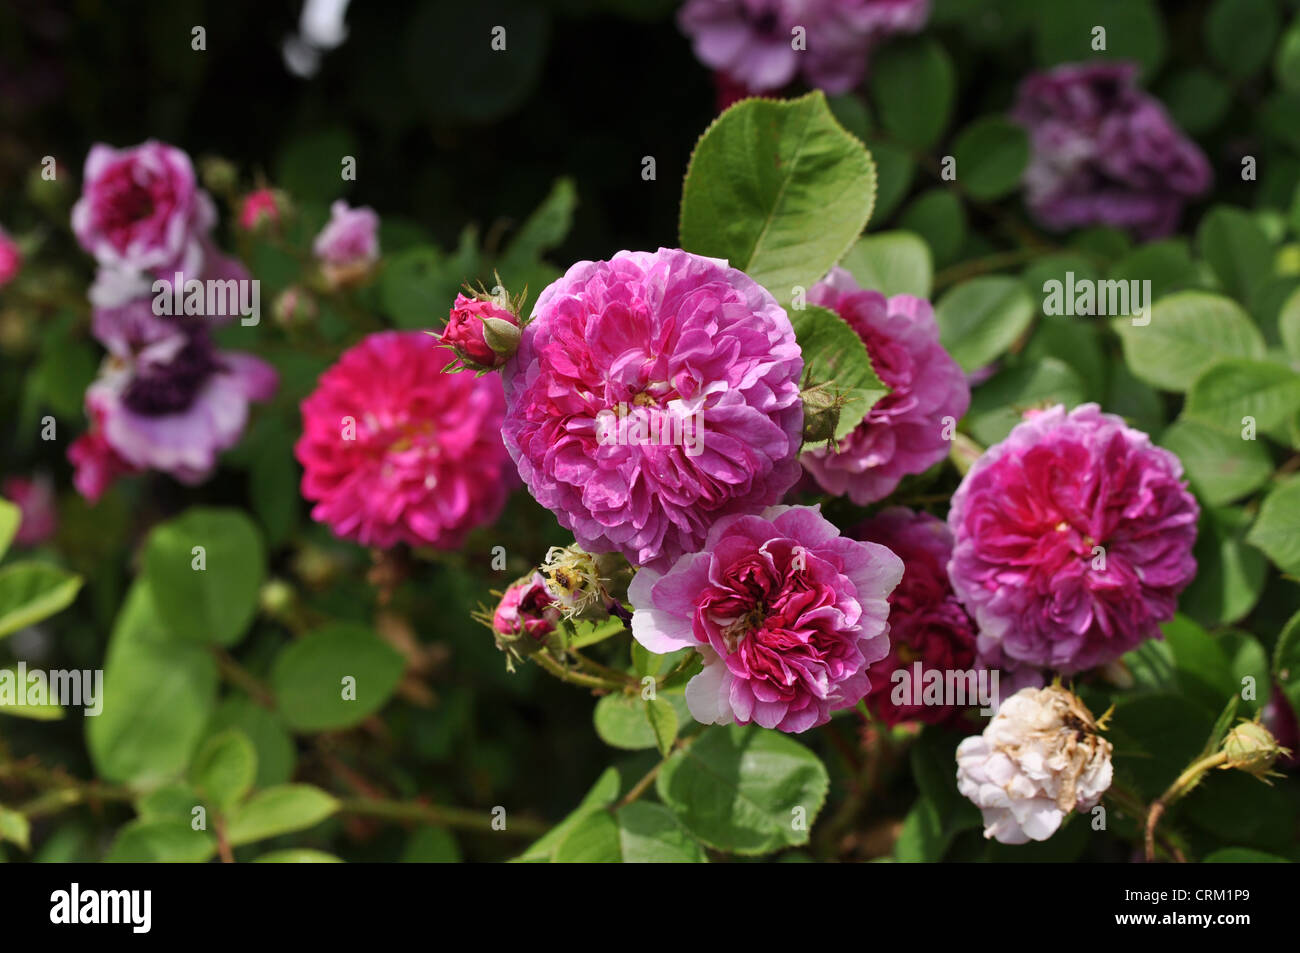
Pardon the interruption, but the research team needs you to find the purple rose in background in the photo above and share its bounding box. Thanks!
[1011,62,1212,239]
[801,267,970,505]
[83,324,276,486]
[678,0,929,96]
[71,140,216,278]
[313,200,379,286]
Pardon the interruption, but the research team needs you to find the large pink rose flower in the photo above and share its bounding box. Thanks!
[630,504,903,733]
[71,140,215,277]
[502,248,803,570]
[853,507,984,725]
[947,404,1199,674]
[296,330,511,549]
[801,267,970,504]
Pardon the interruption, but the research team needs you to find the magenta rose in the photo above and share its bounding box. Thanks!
[852,507,984,726]
[801,267,970,505]
[238,188,281,231]
[502,248,803,571]
[295,331,512,549]
[630,504,903,733]
[947,404,1199,674]
[71,140,216,277]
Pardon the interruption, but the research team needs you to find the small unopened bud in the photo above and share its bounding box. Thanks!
[438,291,521,372]
[199,156,239,196]
[238,187,286,232]
[1221,719,1290,783]
[274,286,317,328]
[259,578,296,617]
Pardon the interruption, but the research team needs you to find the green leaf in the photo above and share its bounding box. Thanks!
[1113,292,1265,392]
[1207,0,1279,79]
[513,767,621,862]
[0,805,30,852]
[205,697,296,789]
[967,357,1086,446]
[1197,206,1275,303]
[646,697,679,756]
[1246,476,1300,575]
[497,178,577,284]
[1277,19,1300,95]
[1179,508,1269,628]
[934,276,1035,373]
[791,303,890,443]
[1109,239,1203,302]
[871,37,955,149]
[226,784,339,847]
[271,622,406,732]
[1204,847,1290,862]
[1278,284,1300,361]
[1158,69,1232,135]
[951,117,1030,201]
[1163,615,1240,714]
[0,499,19,560]
[1160,418,1274,506]
[656,724,829,855]
[865,139,915,222]
[400,826,461,863]
[839,231,933,298]
[105,819,215,863]
[189,729,257,813]
[552,801,708,863]
[143,507,265,646]
[0,563,82,639]
[1034,0,1166,79]
[679,92,877,302]
[0,666,64,720]
[275,128,355,202]
[380,246,463,331]
[1107,693,1214,798]
[254,849,344,863]
[1185,359,1300,434]
[87,581,217,785]
[135,781,202,822]
[1273,609,1300,715]
[899,189,966,267]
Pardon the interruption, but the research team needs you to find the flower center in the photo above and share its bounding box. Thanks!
[121,336,222,416]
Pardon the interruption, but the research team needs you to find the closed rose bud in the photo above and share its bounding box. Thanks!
[1221,719,1290,783]
[239,188,283,231]
[439,292,520,371]
[274,285,317,328]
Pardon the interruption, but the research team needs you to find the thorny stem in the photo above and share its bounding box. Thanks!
[213,648,276,709]
[533,650,630,692]
[337,796,548,837]
[617,736,695,810]
[1144,751,1228,862]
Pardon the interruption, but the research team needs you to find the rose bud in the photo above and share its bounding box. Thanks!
[438,292,521,372]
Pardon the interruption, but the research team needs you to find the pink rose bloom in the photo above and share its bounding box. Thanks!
[630,504,903,733]
[493,572,561,641]
[947,404,1199,674]
[313,200,379,266]
[2,475,57,545]
[801,268,970,505]
[502,248,803,571]
[295,330,511,549]
[71,140,216,277]
[679,0,929,95]
[0,225,22,288]
[238,188,281,231]
[439,292,519,370]
[853,507,984,726]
